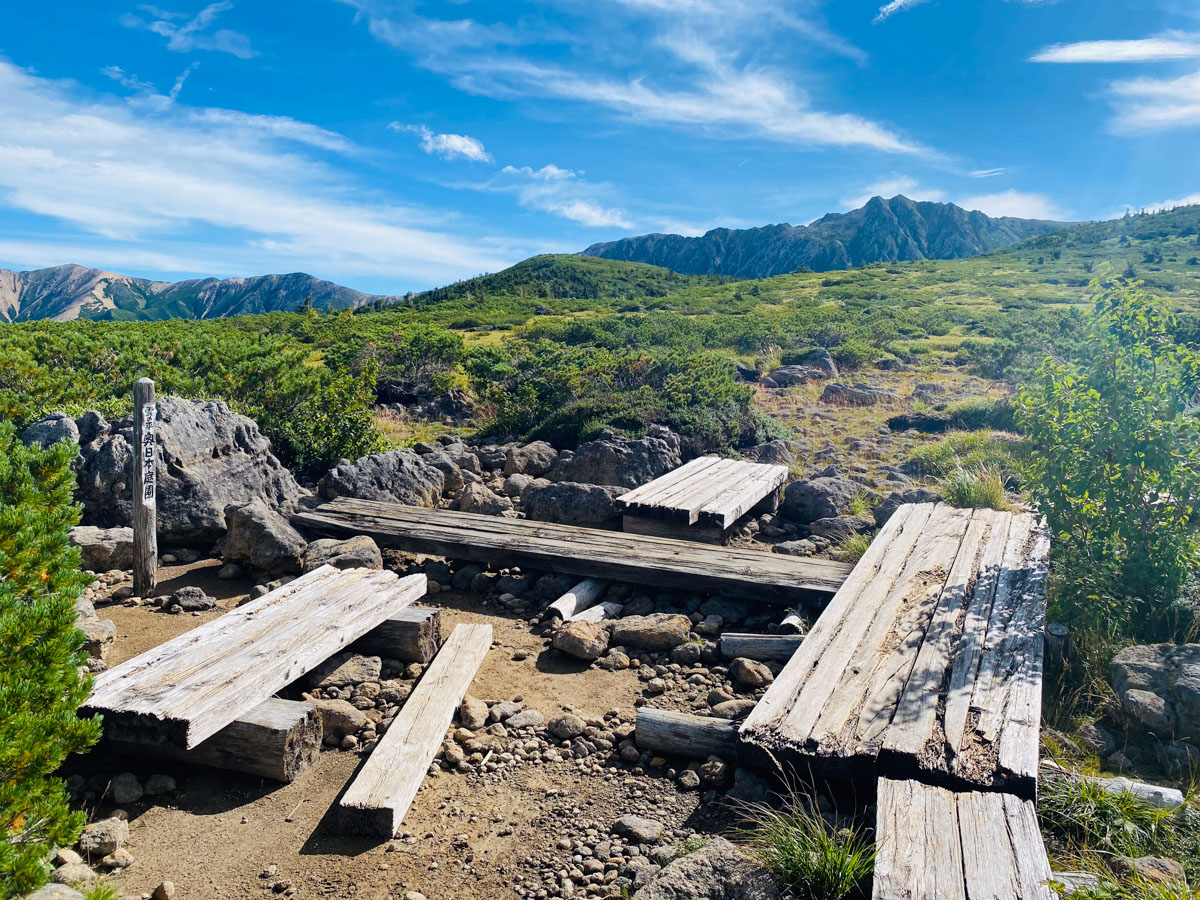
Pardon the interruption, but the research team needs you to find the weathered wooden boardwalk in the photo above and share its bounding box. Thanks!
[293,498,851,604]
[86,565,427,748]
[873,777,1054,900]
[740,503,1050,796]
[618,456,788,542]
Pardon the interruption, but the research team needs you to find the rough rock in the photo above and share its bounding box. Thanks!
[633,836,782,900]
[109,772,143,804]
[506,709,545,729]
[819,382,901,407]
[1111,643,1200,742]
[503,441,559,477]
[729,657,774,688]
[302,535,382,573]
[458,482,515,517]
[25,885,86,900]
[710,699,758,720]
[1122,856,1186,883]
[780,475,863,524]
[524,482,624,526]
[548,713,587,740]
[808,514,874,539]
[873,487,941,526]
[222,499,307,574]
[31,399,307,547]
[78,818,129,858]
[611,614,693,650]
[164,585,218,612]
[69,526,134,571]
[317,450,444,507]
[767,365,826,387]
[77,615,116,657]
[613,815,664,844]
[51,865,95,886]
[459,696,489,730]
[548,428,681,488]
[553,620,610,660]
[22,412,79,449]
[420,451,465,495]
[310,698,369,737]
[305,653,382,689]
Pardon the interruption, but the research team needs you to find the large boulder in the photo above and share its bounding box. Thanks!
[458,482,516,517]
[780,475,861,524]
[819,382,900,407]
[302,535,382,572]
[633,836,782,900]
[547,427,681,488]
[524,482,624,526]
[25,399,307,547]
[222,499,307,574]
[611,614,692,650]
[22,412,79,449]
[504,441,559,477]
[69,526,134,571]
[317,450,444,507]
[1112,644,1200,742]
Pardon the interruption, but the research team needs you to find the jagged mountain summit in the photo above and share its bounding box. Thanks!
[582,195,1070,278]
[0,264,387,322]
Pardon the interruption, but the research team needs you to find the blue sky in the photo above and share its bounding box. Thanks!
[1,0,1199,294]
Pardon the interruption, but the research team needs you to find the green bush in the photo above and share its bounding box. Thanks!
[1018,274,1200,638]
[0,423,101,898]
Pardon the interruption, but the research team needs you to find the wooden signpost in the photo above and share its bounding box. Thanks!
[132,378,157,598]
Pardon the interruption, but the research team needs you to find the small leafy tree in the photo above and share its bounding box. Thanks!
[0,423,100,898]
[1018,273,1200,637]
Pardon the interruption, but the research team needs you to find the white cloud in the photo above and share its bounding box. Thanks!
[958,190,1068,220]
[121,1,257,59]
[0,60,515,285]
[874,0,930,24]
[969,167,1007,178]
[841,175,946,209]
[391,123,492,163]
[1032,38,1200,63]
[494,165,633,228]
[1110,67,1200,131]
[103,63,197,112]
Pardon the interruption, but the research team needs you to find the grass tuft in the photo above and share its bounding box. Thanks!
[940,465,1009,509]
[83,885,123,900]
[739,795,875,900]
[835,533,872,564]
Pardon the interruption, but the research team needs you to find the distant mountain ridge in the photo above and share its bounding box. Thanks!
[0,264,386,323]
[582,195,1070,278]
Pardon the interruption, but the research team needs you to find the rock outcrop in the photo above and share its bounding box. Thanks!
[317,450,444,507]
[1112,643,1200,743]
[548,428,681,488]
[524,482,624,526]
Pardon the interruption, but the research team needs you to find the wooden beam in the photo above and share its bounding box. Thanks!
[635,708,739,760]
[351,606,443,664]
[720,633,805,662]
[108,698,321,783]
[293,498,851,605]
[339,623,493,838]
[86,566,426,748]
[545,578,609,622]
[568,600,624,624]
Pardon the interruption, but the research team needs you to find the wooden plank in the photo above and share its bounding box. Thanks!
[568,600,624,624]
[720,633,805,663]
[86,566,426,748]
[635,708,739,760]
[339,623,492,837]
[618,457,788,530]
[622,515,727,545]
[545,578,609,622]
[696,463,788,529]
[108,698,321,783]
[617,456,720,506]
[351,606,443,664]
[293,499,851,604]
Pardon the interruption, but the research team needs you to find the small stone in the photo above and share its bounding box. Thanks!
[24,885,86,900]
[100,847,135,869]
[403,893,427,900]
[460,696,489,730]
[613,815,664,844]
[152,881,177,900]
[1122,856,1186,883]
[506,709,545,729]
[548,713,586,740]
[676,770,701,790]
[729,658,774,689]
[144,773,177,796]
[553,620,610,660]
[217,563,245,579]
[341,734,359,750]
[52,863,96,885]
[78,817,129,857]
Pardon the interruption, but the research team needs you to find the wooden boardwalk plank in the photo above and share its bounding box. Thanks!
[86,565,426,748]
[292,499,850,605]
[740,503,1050,795]
[874,778,1054,900]
[339,623,492,837]
[617,457,788,529]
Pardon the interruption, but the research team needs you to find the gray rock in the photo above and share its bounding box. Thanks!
[1112,643,1200,741]
[310,698,369,736]
[164,585,218,612]
[781,475,863,524]
[504,441,559,477]
[524,482,624,526]
[420,451,465,495]
[1122,856,1185,883]
[726,767,772,806]
[317,449,444,507]
[819,382,900,407]
[613,815,664,844]
[633,836,781,900]
[773,539,817,556]
[78,817,129,857]
[25,885,86,900]
[458,482,515,517]
[873,487,941,526]
[69,526,134,571]
[502,473,536,497]
[302,535,382,573]
[1077,723,1118,756]
[711,699,758,720]
[46,399,307,546]
[677,769,701,790]
[548,429,681,488]
[553,620,610,660]
[21,412,79,449]
[144,773,177,796]
[109,772,143,804]
[729,657,774,688]
[808,514,874,539]
[505,709,545,729]
[51,864,95,886]
[767,365,827,387]
[548,713,586,740]
[222,499,306,574]
[611,614,693,650]
[305,653,382,688]
[77,615,116,657]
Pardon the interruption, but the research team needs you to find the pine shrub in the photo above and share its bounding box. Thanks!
[0,422,100,898]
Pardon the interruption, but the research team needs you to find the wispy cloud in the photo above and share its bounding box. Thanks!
[390,123,493,163]
[493,165,633,228]
[958,190,1068,220]
[121,1,257,59]
[874,0,930,24]
[0,60,514,285]
[969,167,1007,178]
[841,175,945,209]
[102,63,197,111]
[1032,37,1200,63]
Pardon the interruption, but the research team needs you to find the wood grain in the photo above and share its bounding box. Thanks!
[634,708,739,760]
[617,456,788,529]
